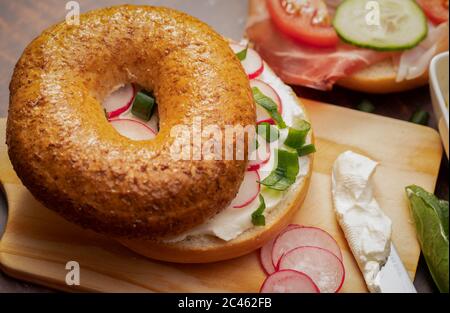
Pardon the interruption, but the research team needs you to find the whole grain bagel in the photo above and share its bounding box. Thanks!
[6,5,255,239]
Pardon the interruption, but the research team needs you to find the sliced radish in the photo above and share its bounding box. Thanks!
[260,241,276,275]
[109,118,156,141]
[229,170,260,209]
[248,137,270,171]
[260,224,301,275]
[257,119,275,125]
[278,246,345,293]
[256,106,272,123]
[260,270,320,293]
[251,79,283,116]
[272,226,343,269]
[103,84,135,118]
[230,43,264,79]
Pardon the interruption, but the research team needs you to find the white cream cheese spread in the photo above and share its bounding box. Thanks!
[331,151,392,292]
[167,64,311,242]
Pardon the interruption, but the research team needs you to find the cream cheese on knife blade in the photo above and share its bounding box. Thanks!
[331,151,392,292]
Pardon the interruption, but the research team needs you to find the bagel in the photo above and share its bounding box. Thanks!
[7,5,256,239]
[7,5,314,264]
[246,0,449,94]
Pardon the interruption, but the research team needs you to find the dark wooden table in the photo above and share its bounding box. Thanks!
[0,0,446,293]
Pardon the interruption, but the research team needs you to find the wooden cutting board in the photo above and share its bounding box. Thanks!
[0,99,443,292]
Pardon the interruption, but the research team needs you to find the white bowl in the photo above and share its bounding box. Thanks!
[429,51,449,158]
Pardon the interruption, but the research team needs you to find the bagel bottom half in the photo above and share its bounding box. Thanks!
[336,59,429,94]
[119,99,314,264]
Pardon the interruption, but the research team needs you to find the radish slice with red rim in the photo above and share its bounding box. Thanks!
[256,106,272,123]
[248,136,271,171]
[103,84,135,118]
[257,119,276,125]
[251,79,283,116]
[260,270,320,293]
[230,44,264,79]
[230,170,260,209]
[260,224,301,275]
[278,246,345,293]
[109,118,156,141]
[272,226,343,269]
[260,240,276,275]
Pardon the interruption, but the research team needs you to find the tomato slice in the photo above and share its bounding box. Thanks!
[417,0,449,24]
[266,0,339,48]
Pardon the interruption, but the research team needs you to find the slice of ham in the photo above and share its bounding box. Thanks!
[395,22,449,82]
[246,0,394,90]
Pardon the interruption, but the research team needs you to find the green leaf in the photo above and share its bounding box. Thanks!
[257,122,280,143]
[297,144,316,157]
[235,46,248,61]
[406,185,449,293]
[260,149,299,191]
[284,120,311,150]
[439,200,449,238]
[357,99,375,113]
[251,195,266,226]
[407,185,449,240]
[252,87,286,128]
[409,110,430,126]
[131,90,156,121]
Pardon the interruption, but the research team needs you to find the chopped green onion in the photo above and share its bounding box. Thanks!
[131,90,156,121]
[257,122,280,143]
[252,87,286,128]
[260,149,299,191]
[251,195,266,226]
[235,46,248,61]
[297,144,316,157]
[410,109,430,126]
[284,120,311,150]
[357,99,375,113]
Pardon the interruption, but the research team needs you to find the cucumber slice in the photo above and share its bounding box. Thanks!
[333,0,428,51]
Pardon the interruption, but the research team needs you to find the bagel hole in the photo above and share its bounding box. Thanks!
[102,84,160,141]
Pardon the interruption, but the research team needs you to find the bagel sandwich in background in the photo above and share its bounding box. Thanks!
[6,5,315,263]
[246,0,449,93]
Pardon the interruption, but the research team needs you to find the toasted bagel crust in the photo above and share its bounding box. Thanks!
[7,5,255,239]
